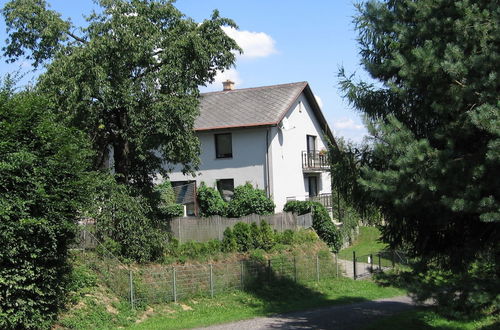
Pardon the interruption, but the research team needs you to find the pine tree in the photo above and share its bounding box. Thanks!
[340,0,499,313]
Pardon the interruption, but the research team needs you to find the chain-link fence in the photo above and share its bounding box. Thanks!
[73,230,339,309]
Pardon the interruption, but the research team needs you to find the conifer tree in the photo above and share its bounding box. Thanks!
[340,0,499,312]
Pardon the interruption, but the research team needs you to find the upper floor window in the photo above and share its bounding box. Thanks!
[215,133,232,158]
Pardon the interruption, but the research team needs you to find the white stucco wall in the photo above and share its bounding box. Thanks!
[269,94,331,212]
[168,128,268,191]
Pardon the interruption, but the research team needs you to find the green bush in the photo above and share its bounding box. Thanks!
[283,200,315,215]
[259,221,276,251]
[197,182,227,216]
[0,87,95,329]
[90,179,166,263]
[227,183,275,217]
[232,222,253,252]
[284,201,342,252]
[154,181,184,219]
[221,227,238,252]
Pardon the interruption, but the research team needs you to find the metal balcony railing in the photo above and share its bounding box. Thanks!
[302,151,329,171]
[305,193,333,208]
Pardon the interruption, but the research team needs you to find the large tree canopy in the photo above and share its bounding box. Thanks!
[2,0,241,186]
[340,0,499,272]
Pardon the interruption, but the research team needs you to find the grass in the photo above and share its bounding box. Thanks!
[363,308,499,330]
[338,226,387,260]
[130,277,405,329]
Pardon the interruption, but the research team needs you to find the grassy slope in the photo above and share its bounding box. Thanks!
[363,308,499,330]
[131,278,405,330]
[338,227,387,260]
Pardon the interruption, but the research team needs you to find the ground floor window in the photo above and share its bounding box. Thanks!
[308,176,318,197]
[216,178,234,201]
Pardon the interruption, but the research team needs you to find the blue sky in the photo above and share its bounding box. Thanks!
[0,0,372,142]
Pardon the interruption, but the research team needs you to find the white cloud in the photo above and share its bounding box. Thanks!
[333,118,364,130]
[314,94,323,109]
[222,26,277,59]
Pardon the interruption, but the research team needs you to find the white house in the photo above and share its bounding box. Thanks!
[168,80,335,215]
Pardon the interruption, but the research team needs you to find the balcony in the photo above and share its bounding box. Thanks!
[302,151,329,172]
[306,193,333,209]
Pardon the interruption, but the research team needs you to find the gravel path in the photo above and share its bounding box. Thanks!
[195,295,417,330]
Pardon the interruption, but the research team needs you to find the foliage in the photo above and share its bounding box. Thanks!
[197,182,228,217]
[88,177,166,263]
[340,0,500,314]
[232,222,253,252]
[227,183,275,217]
[153,181,183,219]
[259,221,276,251]
[0,85,94,329]
[338,227,387,260]
[2,0,241,187]
[221,227,238,253]
[283,200,315,215]
[283,201,342,252]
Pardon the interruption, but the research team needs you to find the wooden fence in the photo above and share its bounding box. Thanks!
[169,212,312,243]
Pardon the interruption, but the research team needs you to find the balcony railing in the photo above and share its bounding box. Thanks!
[306,193,332,208]
[302,151,329,171]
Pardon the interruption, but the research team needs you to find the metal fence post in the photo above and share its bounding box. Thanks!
[267,259,271,282]
[353,251,357,280]
[209,264,214,298]
[316,255,320,282]
[294,256,297,282]
[240,260,244,289]
[173,267,177,303]
[129,270,135,310]
[378,254,381,270]
[335,254,339,278]
[370,254,374,273]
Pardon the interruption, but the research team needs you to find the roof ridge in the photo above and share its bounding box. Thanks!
[200,81,308,95]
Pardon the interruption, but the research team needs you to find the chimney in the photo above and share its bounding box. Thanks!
[222,79,235,91]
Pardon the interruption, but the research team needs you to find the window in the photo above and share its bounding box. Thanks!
[216,179,234,201]
[308,176,318,197]
[215,133,232,158]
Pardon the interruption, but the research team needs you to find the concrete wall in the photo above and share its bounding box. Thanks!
[168,127,268,191]
[269,94,331,212]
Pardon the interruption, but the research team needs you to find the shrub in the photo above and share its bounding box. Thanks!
[259,221,276,251]
[0,87,95,329]
[90,179,166,263]
[283,200,315,215]
[227,183,275,217]
[250,222,263,249]
[232,222,253,252]
[284,201,342,252]
[154,181,184,219]
[221,227,238,252]
[197,182,227,216]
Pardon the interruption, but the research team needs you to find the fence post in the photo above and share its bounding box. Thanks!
[391,250,395,268]
[173,267,177,303]
[209,264,214,298]
[240,260,244,289]
[370,254,374,273]
[335,254,339,278]
[316,255,320,282]
[378,254,381,270]
[353,251,357,280]
[294,256,297,282]
[267,259,271,282]
[129,270,135,310]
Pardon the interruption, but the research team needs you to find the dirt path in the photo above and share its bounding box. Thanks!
[195,295,418,330]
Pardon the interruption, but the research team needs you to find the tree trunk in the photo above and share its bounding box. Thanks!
[113,109,130,184]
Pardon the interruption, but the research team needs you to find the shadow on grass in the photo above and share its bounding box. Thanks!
[236,261,414,329]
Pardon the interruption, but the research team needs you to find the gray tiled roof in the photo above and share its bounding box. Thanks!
[195,81,308,131]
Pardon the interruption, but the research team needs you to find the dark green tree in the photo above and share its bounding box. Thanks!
[340,0,499,313]
[0,81,94,328]
[2,0,240,187]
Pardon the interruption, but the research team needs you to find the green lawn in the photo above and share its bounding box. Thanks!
[338,226,387,260]
[363,308,499,330]
[129,277,405,329]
